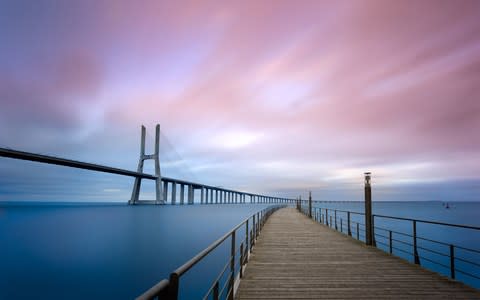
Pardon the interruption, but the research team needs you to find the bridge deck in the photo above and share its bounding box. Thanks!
[236,208,480,299]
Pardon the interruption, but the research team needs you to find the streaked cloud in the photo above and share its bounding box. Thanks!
[1,0,479,201]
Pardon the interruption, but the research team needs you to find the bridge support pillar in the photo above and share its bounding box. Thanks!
[171,183,176,205]
[188,185,194,204]
[129,124,164,205]
[180,184,185,204]
[163,181,168,203]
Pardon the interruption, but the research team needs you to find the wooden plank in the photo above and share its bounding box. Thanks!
[236,208,480,299]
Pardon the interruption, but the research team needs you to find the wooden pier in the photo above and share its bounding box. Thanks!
[236,208,480,299]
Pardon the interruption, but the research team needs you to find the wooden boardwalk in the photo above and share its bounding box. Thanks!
[236,208,480,299]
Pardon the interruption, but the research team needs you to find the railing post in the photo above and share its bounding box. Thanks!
[340,218,343,233]
[240,243,244,278]
[356,223,359,240]
[450,244,455,279]
[253,215,256,244]
[229,231,235,300]
[308,191,312,218]
[347,212,351,236]
[335,210,338,230]
[246,220,249,260]
[330,216,332,228]
[372,215,376,247]
[250,229,254,248]
[168,272,179,300]
[389,230,393,254]
[213,281,219,300]
[257,212,260,237]
[413,220,420,265]
[364,172,373,246]
[325,209,329,226]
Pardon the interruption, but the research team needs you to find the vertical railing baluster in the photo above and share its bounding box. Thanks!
[413,220,420,265]
[372,216,376,247]
[450,244,455,279]
[250,229,254,248]
[340,218,343,233]
[256,212,260,237]
[245,220,249,262]
[213,281,219,300]
[308,191,312,218]
[240,243,244,278]
[335,210,337,230]
[347,212,351,236]
[253,215,256,245]
[356,223,359,240]
[389,230,393,254]
[229,231,235,300]
[168,272,179,300]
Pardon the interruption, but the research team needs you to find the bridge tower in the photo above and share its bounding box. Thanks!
[129,124,163,205]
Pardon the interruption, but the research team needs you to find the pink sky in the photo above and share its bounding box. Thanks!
[1,0,480,200]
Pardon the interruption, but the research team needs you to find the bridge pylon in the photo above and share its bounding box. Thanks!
[129,124,163,205]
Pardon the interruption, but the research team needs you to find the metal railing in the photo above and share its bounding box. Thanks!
[298,204,480,288]
[137,205,286,300]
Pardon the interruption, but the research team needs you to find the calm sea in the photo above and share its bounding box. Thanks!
[0,202,479,299]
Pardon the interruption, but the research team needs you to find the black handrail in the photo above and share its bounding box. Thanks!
[373,213,480,230]
[136,204,286,300]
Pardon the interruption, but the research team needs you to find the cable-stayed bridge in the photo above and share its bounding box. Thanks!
[0,124,294,205]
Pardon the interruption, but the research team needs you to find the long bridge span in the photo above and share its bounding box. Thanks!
[0,124,295,205]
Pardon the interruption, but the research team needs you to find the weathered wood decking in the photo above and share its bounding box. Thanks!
[236,208,480,299]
